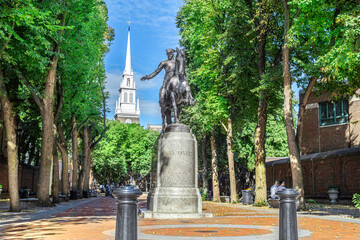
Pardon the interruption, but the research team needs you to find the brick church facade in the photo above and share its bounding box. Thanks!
[266,90,360,199]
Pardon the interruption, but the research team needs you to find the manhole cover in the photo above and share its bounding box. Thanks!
[194,230,218,233]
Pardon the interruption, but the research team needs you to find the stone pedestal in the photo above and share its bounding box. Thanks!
[143,123,211,219]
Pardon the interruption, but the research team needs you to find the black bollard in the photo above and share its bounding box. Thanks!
[276,188,300,240]
[112,185,142,240]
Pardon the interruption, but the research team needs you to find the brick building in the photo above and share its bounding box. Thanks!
[300,90,360,154]
[266,90,360,199]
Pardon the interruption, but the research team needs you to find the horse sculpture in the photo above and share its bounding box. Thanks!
[141,48,195,131]
[159,48,194,130]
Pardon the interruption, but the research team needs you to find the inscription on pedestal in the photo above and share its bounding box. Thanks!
[164,150,193,156]
[148,129,203,217]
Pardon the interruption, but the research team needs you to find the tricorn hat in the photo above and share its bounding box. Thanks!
[166,48,175,54]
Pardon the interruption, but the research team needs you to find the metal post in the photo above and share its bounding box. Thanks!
[277,188,300,240]
[112,185,142,240]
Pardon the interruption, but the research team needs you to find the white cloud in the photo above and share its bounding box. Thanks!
[105,69,163,118]
[140,100,161,117]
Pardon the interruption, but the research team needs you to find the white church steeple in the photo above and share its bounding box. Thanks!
[114,20,140,124]
[124,24,131,75]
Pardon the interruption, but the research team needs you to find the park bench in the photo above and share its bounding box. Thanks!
[220,196,230,203]
[19,189,31,198]
[268,199,280,208]
[59,194,67,202]
[20,198,38,209]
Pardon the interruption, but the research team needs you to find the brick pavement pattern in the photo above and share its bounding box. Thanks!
[1,196,360,239]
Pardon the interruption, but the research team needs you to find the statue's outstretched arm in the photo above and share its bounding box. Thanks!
[140,62,164,81]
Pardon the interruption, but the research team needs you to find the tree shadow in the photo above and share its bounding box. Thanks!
[0,197,119,239]
[301,204,360,218]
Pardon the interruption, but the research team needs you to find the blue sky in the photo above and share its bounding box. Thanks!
[104,0,183,127]
[103,0,301,127]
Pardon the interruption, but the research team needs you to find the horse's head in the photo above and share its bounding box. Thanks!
[175,48,186,79]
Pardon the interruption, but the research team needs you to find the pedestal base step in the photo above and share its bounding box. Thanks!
[140,208,213,219]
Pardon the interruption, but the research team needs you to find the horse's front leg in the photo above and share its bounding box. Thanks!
[161,105,166,131]
[170,92,178,123]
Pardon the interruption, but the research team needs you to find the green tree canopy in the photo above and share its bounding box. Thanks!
[92,121,159,184]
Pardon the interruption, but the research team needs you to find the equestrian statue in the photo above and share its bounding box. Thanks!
[141,48,195,130]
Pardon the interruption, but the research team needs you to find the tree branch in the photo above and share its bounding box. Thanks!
[90,84,107,150]
[65,116,89,141]
[19,71,44,113]
[220,120,228,132]
[244,0,259,27]
[54,80,64,124]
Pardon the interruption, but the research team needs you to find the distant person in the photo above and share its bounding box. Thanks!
[277,180,286,191]
[270,180,280,199]
[106,185,110,196]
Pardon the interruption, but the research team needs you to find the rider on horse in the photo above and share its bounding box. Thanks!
[140,48,194,106]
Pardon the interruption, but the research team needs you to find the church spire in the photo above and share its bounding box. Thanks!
[124,19,131,75]
[114,19,140,124]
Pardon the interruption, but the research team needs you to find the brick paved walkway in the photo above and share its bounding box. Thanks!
[1,196,359,239]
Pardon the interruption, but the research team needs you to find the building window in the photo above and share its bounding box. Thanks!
[124,92,128,103]
[129,93,133,103]
[127,78,130,86]
[319,100,348,126]
[125,119,132,123]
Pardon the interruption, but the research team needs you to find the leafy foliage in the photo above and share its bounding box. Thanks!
[289,0,360,95]
[353,193,360,212]
[92,121,159,184]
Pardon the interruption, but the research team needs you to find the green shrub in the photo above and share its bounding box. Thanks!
[306,199,323,210]
[200,187,208,201]
[254,199,268,207]
[353,193,360,212]
[327,185,339,190]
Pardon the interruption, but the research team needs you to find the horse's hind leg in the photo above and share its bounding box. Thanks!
[170,92,178,123]
[166,108,171,126]
[186,85,195,106]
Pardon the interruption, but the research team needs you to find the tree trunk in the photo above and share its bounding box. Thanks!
[78,170,84,198]
[37,53,58,207]
[80,126,91,197]
[254,8,268,205]
[296,76,316,152]
[52,141,60,203]
[254,92,268,204]
[71,116,79,192]
[57,124,69,201]
[0,69,20,212]
[201,133,209,198]
[225,118,237,203]
[282,0,305,209]
[210,128,220,202]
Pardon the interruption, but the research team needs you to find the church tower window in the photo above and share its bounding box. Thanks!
[127,78,130,86]
[130,93,133,103]
[124,92,128,102]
